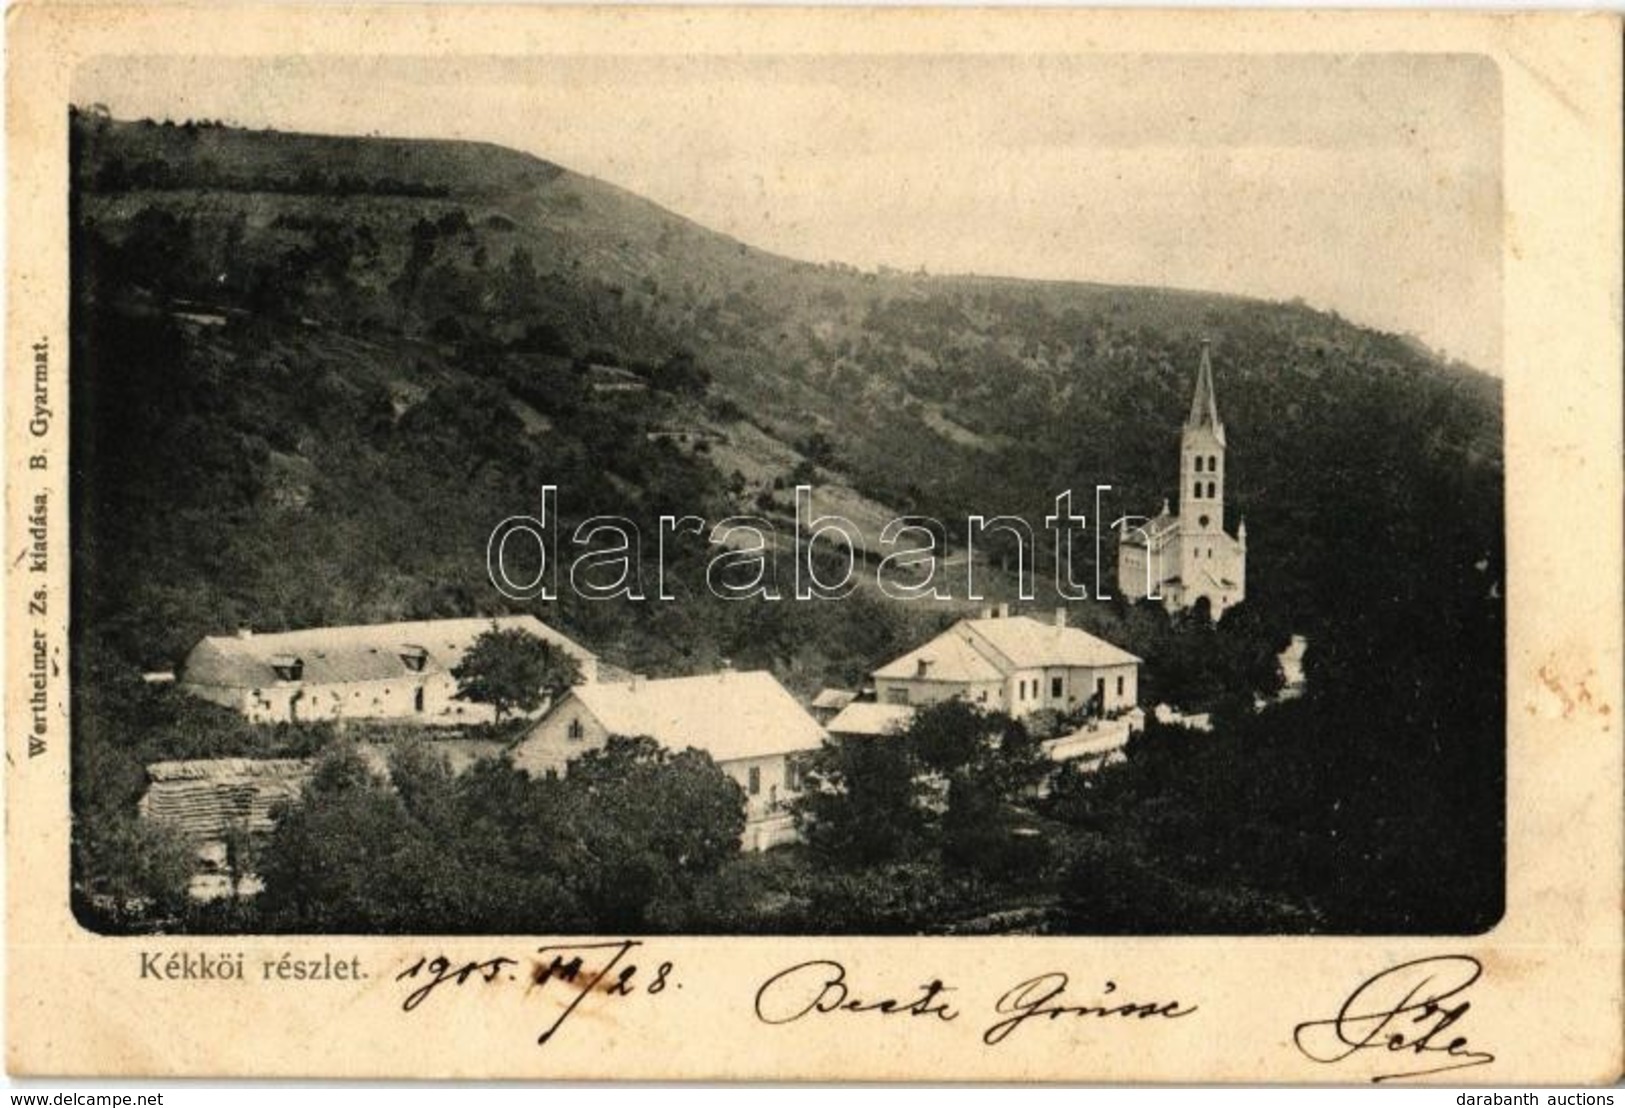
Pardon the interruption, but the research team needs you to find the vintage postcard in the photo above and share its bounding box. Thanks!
[6,3,1621,1083]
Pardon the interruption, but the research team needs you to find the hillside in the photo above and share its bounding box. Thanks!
[72,109,1500,637]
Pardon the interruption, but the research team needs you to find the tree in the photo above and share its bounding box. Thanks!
[905,701,1051,877]
[650,350,711,397]
[559,736,746,929]
[255,743,418,930]
[451,625,583,721]
[222,819,257,900]
[793,734,931,865]
[72,813,196,929]
[387,738,456,834]
[907,700,1049,801]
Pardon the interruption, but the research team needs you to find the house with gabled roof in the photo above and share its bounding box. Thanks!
[870,606,1141,722]
[179,614,597,725]
[511,670,826,851]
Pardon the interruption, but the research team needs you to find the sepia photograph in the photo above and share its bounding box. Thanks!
[64,51,1505,939]
[6,4,1620,1085]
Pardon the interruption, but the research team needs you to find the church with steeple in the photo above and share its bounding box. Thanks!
[1116,340,1248,620]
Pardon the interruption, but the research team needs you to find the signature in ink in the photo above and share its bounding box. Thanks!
[1293,954,1495,1082]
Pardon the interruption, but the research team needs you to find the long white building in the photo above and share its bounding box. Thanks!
[179,615,597,725]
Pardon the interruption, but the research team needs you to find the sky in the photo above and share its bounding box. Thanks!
[75,52,1503,372]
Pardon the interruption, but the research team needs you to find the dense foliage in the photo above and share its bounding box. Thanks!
[451,627,583,720]
[252,736,745,932]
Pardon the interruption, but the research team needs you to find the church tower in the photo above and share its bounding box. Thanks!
[1180,339,1227,540]
[1117,338,1247,619]
[1176,339,1246,619]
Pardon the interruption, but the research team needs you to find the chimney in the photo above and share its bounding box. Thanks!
[236,625,253,640]
[996,602,1010,619]
[630,673,645,692]
[1054,607,1068,628]
[916,658,933,679]
[979,605,993,620]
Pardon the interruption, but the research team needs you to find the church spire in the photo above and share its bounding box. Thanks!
[1185,339,1225,446]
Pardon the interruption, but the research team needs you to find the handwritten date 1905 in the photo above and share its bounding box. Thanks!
[395,940,674,1047]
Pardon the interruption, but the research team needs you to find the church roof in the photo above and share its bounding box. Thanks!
[1117,507,1180,548]
[1185,340,1226,446]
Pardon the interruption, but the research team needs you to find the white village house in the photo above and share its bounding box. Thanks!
[511,670,826,851]
[842,607,1145,772]
[179,615,598,725]
[1117,340,1249,620]
[869,606,1141,720]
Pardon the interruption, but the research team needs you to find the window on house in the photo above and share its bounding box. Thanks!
[885,687,910,705]
[1193,481,1202,500]
[1194,456,1204,473]
[567,718,584,741]
[1117,675,1125,696]
[748,766,761,795]
[1051,676,1063,700]
[1207,481,1216,498]
[1209,454,1218,471]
